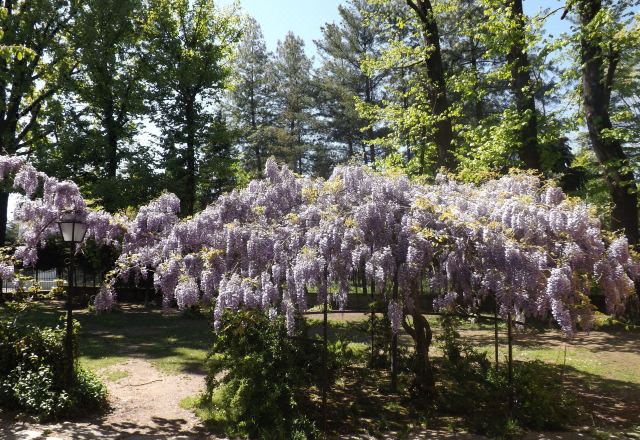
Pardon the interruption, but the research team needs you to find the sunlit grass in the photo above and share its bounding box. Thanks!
[5,301,638,390]
[103,369,130,381]
[3,301,212,376]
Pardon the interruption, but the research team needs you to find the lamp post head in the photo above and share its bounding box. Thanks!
[57,211,88,244]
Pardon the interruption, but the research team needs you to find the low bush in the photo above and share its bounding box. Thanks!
[435,316,576,437]
[199,310,322,439]
[0,320,107,420]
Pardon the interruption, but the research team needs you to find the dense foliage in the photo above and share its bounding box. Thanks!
[199,310,320,439]
[435,317,576,435]
[0,321,107,420]
[1,153,637,398]
[2,154,637,338]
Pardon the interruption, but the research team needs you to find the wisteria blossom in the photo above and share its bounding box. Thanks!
[0,154,638,342]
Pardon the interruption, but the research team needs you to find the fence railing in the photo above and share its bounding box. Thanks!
[1,268,104,293]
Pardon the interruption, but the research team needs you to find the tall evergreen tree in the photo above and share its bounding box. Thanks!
[315,0,387,164]
[270,32,314,173]
[229,17,273,176]
[145,0,240,215]
[315,0,387,167]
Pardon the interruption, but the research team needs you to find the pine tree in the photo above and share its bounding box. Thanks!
[229,17,273,176]
[270,32,314,173]
[315,0,387,167]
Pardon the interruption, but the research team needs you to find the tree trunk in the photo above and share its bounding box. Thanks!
[102,101,120,211]
[402,282,435,395]
[507,0,541,171]
[364,76,376,167]
[406,0,455,171]
[0,192,8,246]
[579,0,638,245]
[103,101,119,179]
[250,87,262,175]
[184,96,197,216]
[469,37,484,122]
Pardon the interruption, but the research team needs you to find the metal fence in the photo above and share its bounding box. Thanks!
[1,268,104,293]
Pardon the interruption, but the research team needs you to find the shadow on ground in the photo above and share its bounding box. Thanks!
[12,301,213,375]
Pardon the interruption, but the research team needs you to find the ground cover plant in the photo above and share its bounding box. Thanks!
[0,304,107,420]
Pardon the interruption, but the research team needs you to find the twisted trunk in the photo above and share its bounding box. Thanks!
[578,0,638,245]
[402,281,435,395]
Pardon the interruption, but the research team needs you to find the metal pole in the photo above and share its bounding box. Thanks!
[390,265,399,393]
[322,280,328,435]
[64,245,75,388]
[507,311,514,416]
[370,273,375,367]
[494,301,499,368]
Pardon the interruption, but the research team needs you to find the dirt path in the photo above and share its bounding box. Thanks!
[2,359,209,440]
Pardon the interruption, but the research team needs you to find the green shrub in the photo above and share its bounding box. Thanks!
[3,364,71,418]
[70,367,108,413]
[487,361,576,431]
[435,316,576,436]
[199,310,320,439]
[0,319,107,420]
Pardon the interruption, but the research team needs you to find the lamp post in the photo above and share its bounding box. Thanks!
[57,211,87,388]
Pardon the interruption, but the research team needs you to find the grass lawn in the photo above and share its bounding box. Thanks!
[6,301,213,374]
[4,301,640,437]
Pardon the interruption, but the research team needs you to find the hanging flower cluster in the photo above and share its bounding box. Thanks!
[2,155,638,337]
[99,159,639,337]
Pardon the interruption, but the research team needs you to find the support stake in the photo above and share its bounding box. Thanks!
[507,311,514,417]
[322,271,329,436]
[494,301,499,368]
[390,265,399,393]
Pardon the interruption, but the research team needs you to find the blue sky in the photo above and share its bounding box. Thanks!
[219,0,345,58]
[220,0,574,58]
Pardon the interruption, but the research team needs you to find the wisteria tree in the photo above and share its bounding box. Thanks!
[1,154,638,394]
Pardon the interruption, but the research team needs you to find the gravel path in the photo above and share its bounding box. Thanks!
[1,359,209,440]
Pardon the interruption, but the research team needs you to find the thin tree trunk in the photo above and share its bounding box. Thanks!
[578,0,638,245]
[102,101,120,211]
[250,89,262,175]
[365,76,376,167]
[390,266,398,392]
[0,192,8,246]
[507,0,541,171]
[184,96,197,216]
[406,0,455,170]
[469,37,484,122]
[103,107,119,179]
